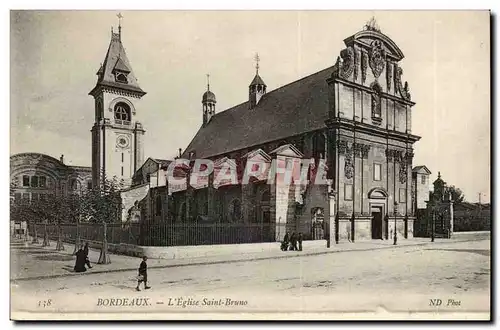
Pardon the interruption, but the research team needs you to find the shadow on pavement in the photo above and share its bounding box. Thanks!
[425,248,490,257]
[15,250,59,255]
[35,254,74,261]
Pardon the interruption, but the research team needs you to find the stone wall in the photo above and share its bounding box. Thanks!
[120,183,149,222]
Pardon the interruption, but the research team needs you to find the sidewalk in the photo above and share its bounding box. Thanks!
[10,231,490,282]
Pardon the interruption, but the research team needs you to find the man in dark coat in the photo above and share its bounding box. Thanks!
[298,233,303,251]
[74,245,87,273]
[281,232,290,251]
[136,256,151,291]
[290,232,298,251]
[83,242,92,269]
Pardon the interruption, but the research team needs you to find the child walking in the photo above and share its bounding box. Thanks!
[136,256,151,291]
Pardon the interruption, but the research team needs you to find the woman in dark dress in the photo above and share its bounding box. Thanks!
[83,242,92,269]
[74,245,87,273]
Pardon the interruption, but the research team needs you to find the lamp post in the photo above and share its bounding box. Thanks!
[393,201,398,245]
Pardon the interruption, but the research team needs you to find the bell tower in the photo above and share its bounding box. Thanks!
[89,15,146,189]
[249,53,266,108]
[202,74,216,126]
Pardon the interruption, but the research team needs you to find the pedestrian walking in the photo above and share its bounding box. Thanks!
[83,242,92,269]
[298,232,303,251]
[290,232,298,251]
[74,245,87,273]
[281,232,290,251]
[136,256,151,291]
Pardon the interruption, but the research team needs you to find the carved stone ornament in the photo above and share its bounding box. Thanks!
[361,50,368,84]
[25,154,43,166]
[393,150,404,163]
[353,143,363,158]
[354,48,361,81]
[361,144,371,159]
[332,56,341,78]
[340,47,355,79]
[394,65,412,101]
[369,40,386,79]
[385,148,394,162]
[386,61,393,92]
[337,140,348,155]
[399,162,408,184]
[405,151,414,165]
[344,146,354,180]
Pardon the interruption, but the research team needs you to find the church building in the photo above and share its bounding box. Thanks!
[10,18,432,246]
[157,20,425,242]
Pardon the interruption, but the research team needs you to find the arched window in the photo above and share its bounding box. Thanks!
[229,199,242,222]
[70,179,78,190]
[114,103,131,123]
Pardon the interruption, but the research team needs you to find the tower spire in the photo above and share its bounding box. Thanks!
[117,12,123,41]
[206,73,210,92]
[254,52,260,75]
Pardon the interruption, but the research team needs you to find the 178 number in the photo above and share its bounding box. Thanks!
[38,299,52,307]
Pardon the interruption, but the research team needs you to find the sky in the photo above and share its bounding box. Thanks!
[10,10,490,202]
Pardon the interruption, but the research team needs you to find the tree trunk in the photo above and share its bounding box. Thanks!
[98,222,111,264]
[31,222,40,244]
[56,223,65,251]
[42,223,50,247]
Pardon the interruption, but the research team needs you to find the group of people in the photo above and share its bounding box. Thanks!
[74,242,92,273]
[72,241,151,292]
[280,232,303,251]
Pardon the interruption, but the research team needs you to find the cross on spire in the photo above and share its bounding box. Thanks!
[206,73,210,91]
[254,53,260,74]
[117,12,123,40]
[117,12,123,26]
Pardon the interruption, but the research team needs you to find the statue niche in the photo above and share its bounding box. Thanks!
[371,82,382,125]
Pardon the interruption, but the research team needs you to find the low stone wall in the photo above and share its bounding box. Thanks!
[86,239,329,260]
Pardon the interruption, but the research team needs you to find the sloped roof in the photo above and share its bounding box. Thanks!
[182,65,335,159]
[113,57,131,73]
[250,73,266,86]
[412,165,432,174]
[90,33,145,96]
[153,158,172,168]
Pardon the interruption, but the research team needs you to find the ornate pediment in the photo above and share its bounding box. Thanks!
[343,29,404,62]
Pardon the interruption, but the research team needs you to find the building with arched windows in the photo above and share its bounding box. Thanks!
[154,21,431,243]
[11,20,432,246]
[10,153,92,203]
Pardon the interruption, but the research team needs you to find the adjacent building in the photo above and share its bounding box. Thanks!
[10,153,92,202]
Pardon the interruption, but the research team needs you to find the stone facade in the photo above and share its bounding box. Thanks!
[10,153,92,203]
[134,25,427,244]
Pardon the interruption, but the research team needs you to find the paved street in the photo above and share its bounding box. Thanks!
[11,238,490,317]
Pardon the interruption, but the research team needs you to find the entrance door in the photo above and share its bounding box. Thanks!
[371,207,383,239]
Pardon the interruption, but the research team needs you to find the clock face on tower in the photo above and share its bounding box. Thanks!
[116,135,129,148]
